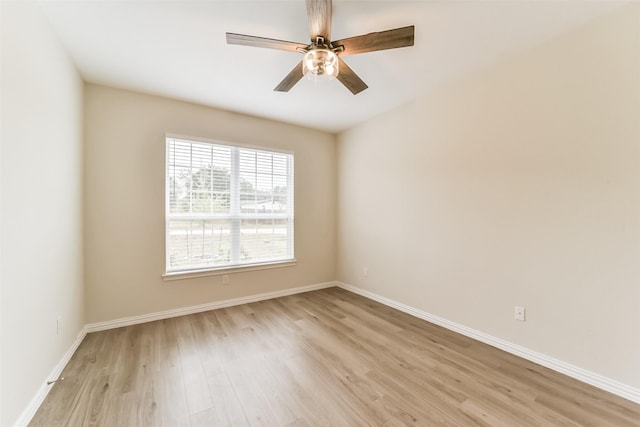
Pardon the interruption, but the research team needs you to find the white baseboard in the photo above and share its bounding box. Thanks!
[336,282,640,404]
[86,281,337,333]
[13,327,88,427]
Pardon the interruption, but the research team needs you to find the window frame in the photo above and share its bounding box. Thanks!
[163,134,295,279]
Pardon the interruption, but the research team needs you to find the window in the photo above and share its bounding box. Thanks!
[165,136,294,274]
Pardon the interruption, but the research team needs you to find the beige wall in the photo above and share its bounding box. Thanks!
[337,4,640,389]
[1,2,85,425]
[84,85,336,323]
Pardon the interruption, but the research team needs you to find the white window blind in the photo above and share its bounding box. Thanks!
[166,137,294,273]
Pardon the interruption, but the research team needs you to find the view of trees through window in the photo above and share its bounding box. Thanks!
[166,138,293,272]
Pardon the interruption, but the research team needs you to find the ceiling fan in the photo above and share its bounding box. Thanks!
[226,0,415,95]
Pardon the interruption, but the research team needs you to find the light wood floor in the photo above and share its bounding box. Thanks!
[31,288,639,426]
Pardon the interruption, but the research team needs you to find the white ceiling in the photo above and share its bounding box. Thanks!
[40,1,624,133]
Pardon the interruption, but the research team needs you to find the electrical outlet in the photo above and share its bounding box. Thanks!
[514,306,526,321]
[222,275,229,285]
[56,316,62,335]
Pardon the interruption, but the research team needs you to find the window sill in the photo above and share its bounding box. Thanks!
[162,259,297,281]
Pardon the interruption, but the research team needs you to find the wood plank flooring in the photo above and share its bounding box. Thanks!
[30,288,640,426]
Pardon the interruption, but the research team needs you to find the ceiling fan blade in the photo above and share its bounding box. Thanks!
[336,58,368,95]
[333,25,414,56]
[306,0,331,41]
[274,61,304,92]
[226,33,307,52]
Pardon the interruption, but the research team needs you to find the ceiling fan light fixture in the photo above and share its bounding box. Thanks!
[302,48,339,79]
[226,0,415,94]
